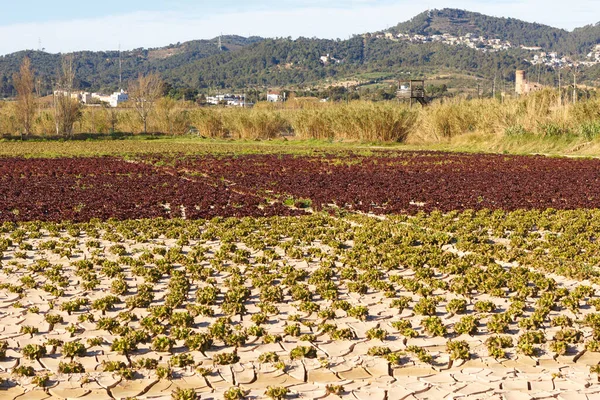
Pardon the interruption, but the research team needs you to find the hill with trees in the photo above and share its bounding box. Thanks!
[0,9,599,98]
[391,9,569,50]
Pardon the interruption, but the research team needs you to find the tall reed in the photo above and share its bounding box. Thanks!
[2,90,600,143]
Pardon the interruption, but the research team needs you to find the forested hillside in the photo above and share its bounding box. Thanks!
[0,9,599,97]
[0,36,262,96]
[164,37,531,89]
[391,9,569,50]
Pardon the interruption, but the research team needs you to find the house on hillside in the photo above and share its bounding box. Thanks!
[267,91,282,102]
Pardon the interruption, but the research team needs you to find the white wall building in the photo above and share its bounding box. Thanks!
[206,94,249,107]
[91,90,129,107]
[205,94,252,107]
[110,90,128,108]
[267,92,282,102]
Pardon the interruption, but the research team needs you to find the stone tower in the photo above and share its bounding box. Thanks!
[515,70,526,95]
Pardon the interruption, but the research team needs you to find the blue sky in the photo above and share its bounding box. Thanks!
[0,0,598,55]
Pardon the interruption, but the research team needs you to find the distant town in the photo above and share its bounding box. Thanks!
[373,31,600,69]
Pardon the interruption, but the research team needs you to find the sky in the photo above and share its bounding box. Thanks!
[0,0,598,55]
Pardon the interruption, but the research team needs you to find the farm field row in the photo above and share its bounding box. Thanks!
[3,151,600,222]
[0,211,600,399]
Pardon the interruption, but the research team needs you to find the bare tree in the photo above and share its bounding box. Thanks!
[129,73,164,134]
[53,55,81,137]
[102,102,120,134]
[12,57,36,138]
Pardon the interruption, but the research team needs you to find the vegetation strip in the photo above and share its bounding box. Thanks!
[5,151,600,222]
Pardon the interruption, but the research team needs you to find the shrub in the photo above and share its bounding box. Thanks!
[258,352,280,363]
[487,314,510,334]
[171,353,196,368]
[446,298,467,316]
[289,346,317,360]
[331,328,354,340]
[170,312,194,328]
[391,320,412,331]
[421,316,447,337]
[157,366,172,380]
[152,336,175,353]
[185,333,213,352]
[226,108,291,140]
[454,316,478,335]
[213,352,239,365]
[111,337,137,355]
[58,361,85,374]
[347,306,368,321]
[367,346,391,356]
[366,327,388,341]
[390,296,412,311]
[172,387,199,400]
[474,301,496,313]
[325,384,345,396]
[32,373,50,388]
[102,361,128,372]
[135,358,159,369]
[13,365,35,376]
[414,297,439,316]
[265,386,288,400]
[550,340,567,356]
[22,344,46,360]
[446,340,470,361]
[45,313,64,329]
[62,341,86,358]
[553,328,582,344]
[587,340,600,352]
[284,324,301,337]
[406,345,433,364]
[330,102,417,142]
[224,387,246,400]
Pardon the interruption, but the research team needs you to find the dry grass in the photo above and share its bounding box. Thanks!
[2,90,600,148]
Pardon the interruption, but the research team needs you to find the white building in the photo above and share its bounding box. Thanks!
[267,92,282,102]
[206,94,249,106]
[53,91,94,104]
[206,94,251,107]
[110,90,128,107]
[91,90,129,107]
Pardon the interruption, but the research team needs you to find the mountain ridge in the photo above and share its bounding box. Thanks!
[1,9,600,97]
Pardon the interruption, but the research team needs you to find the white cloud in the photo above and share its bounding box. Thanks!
[0,1,598,55]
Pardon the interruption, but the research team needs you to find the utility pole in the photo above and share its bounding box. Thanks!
[557,67,562,107]
[572,65,578,104]
[492,73,497,99]
[118,43,122,89]
[346,83,349,105]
